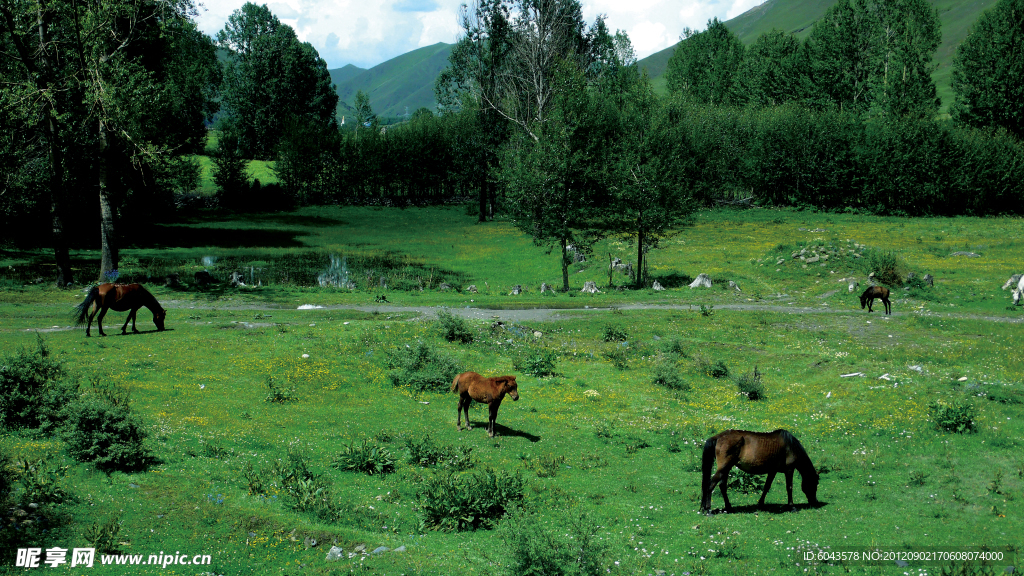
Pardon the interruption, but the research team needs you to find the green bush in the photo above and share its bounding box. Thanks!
[332,440,396,475]
[0,450,76,562]
[264,376,298,403]
[602,325,629,342]
[388,341,462,393]
[736,366,765,400]
[728,469,766,494]
[437,309,474,343]
[0,337,77,433]
[652,358,690,391]
[512,347,559,377]
[274,451,341,521]
[498,506,609,576]
[930,398,977,433]
[417,468,525,531]
[64,397,153,472]
[406,435,475,471]
[863,249,909,287]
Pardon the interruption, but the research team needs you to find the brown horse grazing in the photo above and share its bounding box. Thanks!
[700,429,819,514]
[860,285,891,314]
[451,372,519,437]
[73,283,166,337]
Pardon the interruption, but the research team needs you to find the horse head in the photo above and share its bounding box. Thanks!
[153,308,167,331]
[802,468,820,506]
[501,376,519,401]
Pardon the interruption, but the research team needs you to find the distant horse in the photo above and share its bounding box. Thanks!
[73,283,166,337]
[700,429,819,514]
[451,372,519,437]
[860,285,891,314]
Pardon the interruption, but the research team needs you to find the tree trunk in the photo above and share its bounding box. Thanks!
[478,173,487,222]
[561,236,570,292]
[98,118,118,282]
[636,225,645,288]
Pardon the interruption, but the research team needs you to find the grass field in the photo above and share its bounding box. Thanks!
[1,207,1022,575]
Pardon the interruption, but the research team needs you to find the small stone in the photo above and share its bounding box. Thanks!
[301,354,309,359]
[652,281,665,291]
[326,546,344,561]
[467,285,478,293]
[510,284,523,295]
[393,545,406,552]
[354,544,366,553]
[533,331,542,338]
[372,546,389,555]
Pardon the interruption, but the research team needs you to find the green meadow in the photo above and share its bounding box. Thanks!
[1,207,1022,575]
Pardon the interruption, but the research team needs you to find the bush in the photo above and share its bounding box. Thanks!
[332,440,396,476]
[417,468,525,532]
[930,397,977,433]
[437,309,474,343]
[512,347,559,377]
[0,337,77,433]
[695,354,730,379]
[498,506,609,576]
[389,341,462,393]
[736,366,765,400]
[274,451,341,521]
[863,249,909,287]
[728,469,766,494]
[406,435,475,471]
[602,325,629,342]
[264,376,298,403]
[652,358,690,391]
[64,396,153,472]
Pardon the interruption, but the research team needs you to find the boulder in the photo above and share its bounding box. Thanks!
[510,284,523,295]
[230,271,246,287]
[652,281,665,291]
[922,274,934,286]
[848,281,859,293]
[566,244,586,263]
[728,280,741,292]
[689,273,712,289]
[581,281,600,293]
[438,282,452,291]
[950,251,980,258]
[610,257,622,270]
[540,283,551,293]
[326,546,344,561]
[466,285,478,293]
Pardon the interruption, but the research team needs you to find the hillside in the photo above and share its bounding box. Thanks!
[636,0,998,110]
[329,43,453,119]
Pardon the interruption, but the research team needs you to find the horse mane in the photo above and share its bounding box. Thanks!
[780,430,818,478]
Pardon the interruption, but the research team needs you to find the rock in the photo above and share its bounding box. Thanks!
[610,257,622,269]
[922,274,933,286]
[623,263,635,278]
[354,544,366,553]
[652,281,665,291]
[805,255,820,264]
[540,283,551,293]
[393,545,406,552]
[566,244,586,263]
[164,273,180,288]
[868,272,875,280]
[194,270,214,286]
[950,251,980,258]
[372,546,389,555]
[304,536,318,548]
[510,284,523,295]
[906,272,916,281]
[728,280,741,292]
[580,281,600,293]
[689,273,712,289]
[1001,274,1022,290]
[776,259,784,265]
[438,282,452,291]
[848,281,859,292]
[533,331,542,338]
[230,271,245,287]
[326,546,344,561]
[466,285,478,293]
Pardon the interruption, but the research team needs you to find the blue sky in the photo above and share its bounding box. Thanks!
[194,0,766,70]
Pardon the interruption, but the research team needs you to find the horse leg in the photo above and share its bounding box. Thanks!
[757,471,777,507]
[456,395,468,431]
[785,470,795,507]
[884,297,891,315]
[121,310,134,335]
[867,298,874,312]
[96,307,109,337]
[130,307,141,333]
[718,470,733,512]
[488,403,499,438]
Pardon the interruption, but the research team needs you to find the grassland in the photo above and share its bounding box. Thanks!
[1,207,1022,575]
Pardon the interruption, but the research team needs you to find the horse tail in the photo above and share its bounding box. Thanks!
[701,436,718,507]
[72,286,100,326]
[451,372,462,393]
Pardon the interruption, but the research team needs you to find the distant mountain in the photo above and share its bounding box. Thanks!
[635,0,998,110]
[329,43,453,120]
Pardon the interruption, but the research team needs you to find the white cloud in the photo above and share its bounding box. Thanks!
[194,0,765,69]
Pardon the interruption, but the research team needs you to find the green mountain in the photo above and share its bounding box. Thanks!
[636,0,999,110]
[329,43,453,119]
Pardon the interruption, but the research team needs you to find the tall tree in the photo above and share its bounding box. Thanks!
[664,18,745,105]
[217,3,338,159]
[735,30,807,108]
[950,0,1024,138]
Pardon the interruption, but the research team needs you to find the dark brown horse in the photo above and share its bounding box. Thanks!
[73,283,166,337]
[860,285,891,314]
[700,429,819,514]
[451,372,519,437]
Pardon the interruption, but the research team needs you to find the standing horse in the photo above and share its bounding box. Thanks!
[451,372,519,437]
[860,285,891,314]
[700,429,819,514]
[73,283,166,337]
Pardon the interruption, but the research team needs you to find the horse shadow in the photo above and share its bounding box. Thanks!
[467,421,540,443]
[710,501,828,515]
[110,328,173,336]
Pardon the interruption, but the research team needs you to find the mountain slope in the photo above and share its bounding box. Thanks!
[330,43,453,119]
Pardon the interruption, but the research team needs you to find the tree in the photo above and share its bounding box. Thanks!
[217,3,338,159]
[664,18,745,105]
[735,30,807,108]
[804,0,940,118]
[499,60,613,291]
[950,0,1024,138]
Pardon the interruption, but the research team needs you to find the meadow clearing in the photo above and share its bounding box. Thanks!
[1,206,1022,575]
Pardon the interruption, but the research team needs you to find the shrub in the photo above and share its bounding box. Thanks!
[64,396,153,472]
[436,309,474,343]
[652,358,690,391]
[388,341,462,393]
[736,366,765,400]
[498,506,609,576]
[863,249,909,287]
[406,435,475,471]
[512,347,559,377]
[332,440,396,475]
[417,468,525,531]
[728,469,766,494]
[695,354,730,379]
[275,451,341,521]
[930,398,977,433]
[602,325,629,342]
[0,337,77,433]
[602,346,629,370]
[264,376,298,403]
